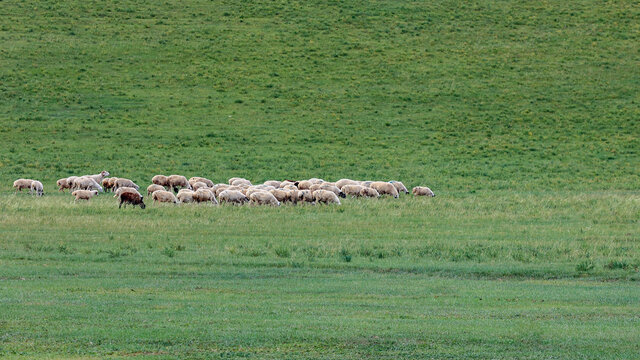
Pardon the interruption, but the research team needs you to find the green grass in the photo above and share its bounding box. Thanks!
[1,0,639,358]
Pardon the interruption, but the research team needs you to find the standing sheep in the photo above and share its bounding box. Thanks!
[30,180,44,197]
[82,171,110,185]
[218,190,249,205]
[370,182,399,198]
[313,190,341,205]
[296,180,312,190]
[168,175,191,193]
[13,179,34,192]
[191,181,209,191]
[72,190,98,202]
[119,191,146,209]
[189,177,214,188]
[114,187,140,199]
[341,184,365,197]
[177,189,195,203]
[193,189,218,204]
[359,187,380,198]
[57,178,71,192]
[74,177,104,192]
[249,191,280,206]
[113,178,139,191]
[152,175,170,189]
[152,190,178,204]
[147,184,165,195]
[412,186,435,197]
[296,190,314,204]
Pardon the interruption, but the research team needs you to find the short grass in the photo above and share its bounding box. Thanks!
[1,0,639,358]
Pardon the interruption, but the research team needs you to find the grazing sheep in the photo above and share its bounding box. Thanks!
[296,180,312,190]
[191,181,209,191]
[263,180,281,188]
[228,177,243,185]
[341,184,365,197]
[177,189,195,203]
[231,178,252,187]
[359,187,380,198]
[214,185,231,197]
[168,175,191,193]
[296,190,314,204]
[107,177,119,191]
[313,190,341,205]
[147,184,165,195]
[152,175,169,189]
[74,177,104,192]
[245,187,267,198]
[370,182,399,198]
[390,181,409,195]
[13,179,34,192]
[152,190,178,204]
[412,186,435,197]
[189,177,214,188]
[336,179,359,190]
[250,191,280,206]
[113,178,138,191]
[72,190,98,202]
[359,181,374,187]
[56,178,71,192]
[282,184,298,191]
[218,189,249,205]
[119,191,145,209]
[278,180,296,188]
[30,180,44,196]
[113,187,139,199]
[270,189,295,203]
[308,178,324,185]
[193,189,218,204]
[310,183,345,198]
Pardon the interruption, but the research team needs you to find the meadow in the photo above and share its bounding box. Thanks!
[1,0,639,358]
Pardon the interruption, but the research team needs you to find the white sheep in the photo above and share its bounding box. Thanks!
[13,179,34,192]
[370,182,399,198]
[113,178,139,191]
[193,188,218,204]
[390,181,409,195]
[72,190,98,202]
[313,190,341,205]
[30,180,44,196]
[412,186,435,197]
[152,190,178,204]
[147,184,165,195]
[218,189,249,205]
[249,191,280,206]
[74,177,104,192]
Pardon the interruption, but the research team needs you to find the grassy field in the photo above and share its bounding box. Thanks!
[1,0,639,358]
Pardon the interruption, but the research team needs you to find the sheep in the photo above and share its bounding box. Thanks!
[119,191,145,209]
[231,178,252,187]
[390,181,409,195]
[168,175,191,193]
[214,185,231,197]
[412,186,435,197]
[191,181,209,191]
[282,184,298,191]
[359,187,380,198]
[72,190,98,202]
[336,179,359,190]
[270,189,295,203]
[308,178,324,185]
[56,178,71,192]
[249,191,280,206]
[278,180,296,188]
[263,180,281,188]
[82,171,110,185]
[370,182,399,198]
[245,187,268,198]
[113,178,138,191]
[147,184,165,195]
[30,180,44,196]
[309,183,345,198]
[176,189,195,203]
[359,181,374,187]
[193,188,218,204]
[101,178,111,191]
[152,175,169,189]
[313,190,341,205]
[341,184,365,197]
[152,190,178,204]
[66,176,79,189]
[189,177,214,188]
[73,177,104,192]
[113,187,139,199]
[218,189,249,205]
[228,177,244,185]
[296,180,312,190]
[13,179,34,192]
[107,177,119,191]
[296,190,314,204]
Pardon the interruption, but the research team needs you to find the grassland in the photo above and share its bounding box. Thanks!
[1,0,639,358]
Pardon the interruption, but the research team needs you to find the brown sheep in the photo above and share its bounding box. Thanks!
[114,187,140,199]
[313,190,341,205]
[57,178,71,192]
[370,182,399,198]
[152,175,169,189]
[72,190,98,202]
[119,191,145,209]
[412,186,435,197]
[168,175,191,193]
[359,187,380,198]
[13,179,34,192]
[249,191,280,206]
[193,189,218,204]
[147,184,165,195]
[101,178,111,191]
[218,189,249,205]
[152,190,178,204]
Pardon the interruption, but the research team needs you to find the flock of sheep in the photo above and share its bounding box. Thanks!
[12,171,436,209]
